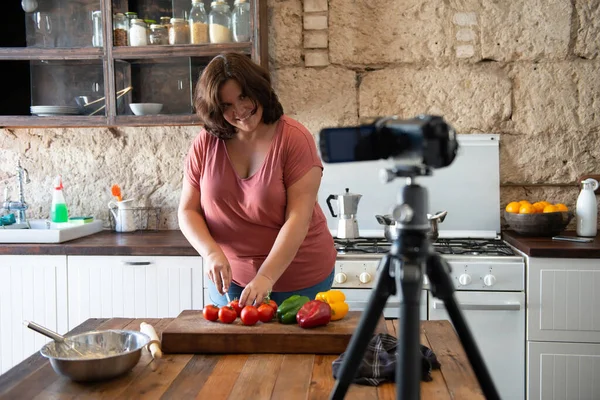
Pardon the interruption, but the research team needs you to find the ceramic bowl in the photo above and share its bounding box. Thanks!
[504,211,574,237]
[129,103,163,116]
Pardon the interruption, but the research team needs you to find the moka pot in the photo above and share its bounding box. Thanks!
[326,188,362,239]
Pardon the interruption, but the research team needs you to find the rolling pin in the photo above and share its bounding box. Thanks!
[140,322,163,359]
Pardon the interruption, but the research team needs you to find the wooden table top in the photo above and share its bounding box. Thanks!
[0,318,484,400]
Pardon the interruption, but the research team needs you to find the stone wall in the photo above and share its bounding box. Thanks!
[1,0,599,230]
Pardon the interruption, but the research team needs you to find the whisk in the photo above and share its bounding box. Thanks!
[24,321,104,358]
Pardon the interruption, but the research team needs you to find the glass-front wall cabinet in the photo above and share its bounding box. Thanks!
[0,0,266,127]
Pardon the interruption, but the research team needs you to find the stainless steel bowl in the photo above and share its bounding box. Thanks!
[40,330,150,382]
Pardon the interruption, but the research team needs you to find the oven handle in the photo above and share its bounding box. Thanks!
[432,300,521,311]
[347,301,402,309]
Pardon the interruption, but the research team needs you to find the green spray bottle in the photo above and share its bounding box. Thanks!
[51,175,69,223]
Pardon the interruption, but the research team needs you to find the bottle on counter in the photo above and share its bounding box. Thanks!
[113,12,128,46]
[232,0,250,42]
[51,175,69,223]
[576,178,598,237]
[189,0,208,44]
[208,0,232,43]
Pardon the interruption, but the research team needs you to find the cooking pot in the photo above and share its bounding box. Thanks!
[375,211,448,241]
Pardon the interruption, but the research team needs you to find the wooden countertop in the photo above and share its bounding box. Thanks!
[503,230,600,258]
[0,318,484,399]
[0,230,198,256]
[5,228,599,260]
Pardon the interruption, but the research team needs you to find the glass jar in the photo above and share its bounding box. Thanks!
[144,19,156,43]
[232,0,250,42]
[149,24,168,45]
[189,0,208,44]
[169,17,189,45]
[125,11,138,45]
[113,13,128,46]
[129,18,148,46]
[92,10,103,47]
[208,0,232,44]
[160,16,172,30]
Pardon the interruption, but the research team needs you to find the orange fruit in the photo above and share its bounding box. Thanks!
[532,202,546,212]
[555,203,568,211]
[505,202,521,213]
[519,200,532,206]
[543,205,559,213]
[519,204,535,214]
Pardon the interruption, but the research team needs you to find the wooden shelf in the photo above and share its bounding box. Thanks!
[0,115,202,128]
[0,116,108,128]
[113,114,200,126]
[111,43,251,60]
[0,48,104,60]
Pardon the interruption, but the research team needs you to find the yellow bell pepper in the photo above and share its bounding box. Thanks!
[315,289,349,321]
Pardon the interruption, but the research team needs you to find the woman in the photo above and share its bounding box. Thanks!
[178,52,337,308]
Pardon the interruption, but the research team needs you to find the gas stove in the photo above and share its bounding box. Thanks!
[334,237,516,257]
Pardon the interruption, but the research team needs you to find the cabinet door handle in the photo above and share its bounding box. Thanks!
[122,261,152,266]
[432,300,521,311]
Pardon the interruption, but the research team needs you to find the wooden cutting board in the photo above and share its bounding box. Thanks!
[161,310,387,354]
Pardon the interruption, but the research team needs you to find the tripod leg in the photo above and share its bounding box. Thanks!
[330,254,396,400]
[426,253,501,400]
[396,258,423,400]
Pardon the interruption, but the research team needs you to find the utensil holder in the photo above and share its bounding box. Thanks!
[108,206,161,231]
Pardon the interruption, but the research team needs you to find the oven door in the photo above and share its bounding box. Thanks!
[429,291,525,400]
[339,288,428,320]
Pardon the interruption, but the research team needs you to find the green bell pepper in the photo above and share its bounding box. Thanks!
[276,294,310,324]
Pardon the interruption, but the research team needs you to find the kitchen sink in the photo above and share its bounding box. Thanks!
[0,219,104,243]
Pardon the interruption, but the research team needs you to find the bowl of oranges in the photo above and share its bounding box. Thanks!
[504,200,573,237]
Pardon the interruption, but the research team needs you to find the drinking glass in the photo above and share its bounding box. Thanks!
[34,12,54,47]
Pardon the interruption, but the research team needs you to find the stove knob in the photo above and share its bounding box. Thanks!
[458,273,472,286]
[359,272,372,284]
[483,274,497,287]
[335,272,347,284]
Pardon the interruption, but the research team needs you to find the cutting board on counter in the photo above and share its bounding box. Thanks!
[161,310,387,354]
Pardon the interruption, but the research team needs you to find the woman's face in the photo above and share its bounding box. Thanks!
[218,79,263,134]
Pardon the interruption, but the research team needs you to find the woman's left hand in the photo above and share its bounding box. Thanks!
[239,274,274,307]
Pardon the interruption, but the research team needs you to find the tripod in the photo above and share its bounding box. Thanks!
[330,171,501,400]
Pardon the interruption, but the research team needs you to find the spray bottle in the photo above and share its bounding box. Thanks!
[51,175,69,223]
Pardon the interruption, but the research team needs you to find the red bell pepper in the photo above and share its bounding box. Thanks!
[296,300,332,329]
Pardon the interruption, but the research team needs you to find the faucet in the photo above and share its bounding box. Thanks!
[2,161,30,224]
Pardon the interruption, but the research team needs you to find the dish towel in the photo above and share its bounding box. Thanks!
[332,333,441,386]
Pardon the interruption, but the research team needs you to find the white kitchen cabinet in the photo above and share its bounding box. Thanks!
[0,255,68,375]
[67,256,203,330]
[527,257,600,343]
[528,341,600,400]
[526,256,600,400]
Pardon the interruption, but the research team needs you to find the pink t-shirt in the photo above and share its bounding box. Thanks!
[184,115,337,292]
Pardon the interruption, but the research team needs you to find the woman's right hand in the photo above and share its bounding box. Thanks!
[205,251,232,295]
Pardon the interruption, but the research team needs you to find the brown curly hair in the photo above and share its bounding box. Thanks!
[194,53,284,139]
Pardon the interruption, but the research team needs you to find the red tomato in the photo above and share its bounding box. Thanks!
[203,304,220,321]
[257,303,275,323]
[240,305,260,326]
[264,299,277,313]
[228,299,243,317]
[218,306,237,324]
